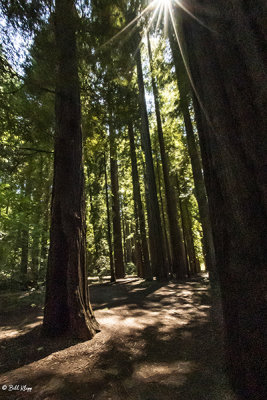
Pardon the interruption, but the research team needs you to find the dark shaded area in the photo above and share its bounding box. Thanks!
[0,325,80,375]
[90,278,166,311]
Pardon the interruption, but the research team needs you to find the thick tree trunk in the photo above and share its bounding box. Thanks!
[135,46,167,280]
[168,27,216,282]
[147,33,187,279]
[181,2,267,398]
[104,152,115,283]
[109,121,125,279]
[128,122,151,278]
[43,0,99,339]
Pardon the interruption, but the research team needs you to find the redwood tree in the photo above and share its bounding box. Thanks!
[128,121,151,278]
[147,32,187,279]
[43,0,99,339]
[135,44,167,280]
[109,118,125,279]
[180,2,267,398]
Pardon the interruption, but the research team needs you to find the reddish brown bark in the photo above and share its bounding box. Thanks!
[181,2,267,397]
[43,0,99,339]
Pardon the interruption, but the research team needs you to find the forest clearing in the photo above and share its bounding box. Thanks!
[0,0,266,399]
[0,276,237,400]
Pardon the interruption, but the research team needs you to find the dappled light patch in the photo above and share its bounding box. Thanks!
[132,360,196,386]
[0,277,236,399]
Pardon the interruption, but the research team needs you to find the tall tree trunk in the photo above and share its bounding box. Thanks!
[147,32,187,279]
[156,158,172,274]
[135,45,167,280]
[104,152,115,283]
[20,226,29,287]
[180,198,198,276]
[43,0,99,339]
[181,2,267,398]
[88,182,100,269]
[125,220,132,264]
[20,175,31,287]
[168,26,216,282]
[109,122,125,279]
[128,122,151,278]
[121,205,127,265]
[30,165,43,285]
[30,226,40,285]
[39,178,50,280]
[176,193,190,277]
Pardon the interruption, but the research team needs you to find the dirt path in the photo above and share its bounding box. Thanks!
[0,277,236,400]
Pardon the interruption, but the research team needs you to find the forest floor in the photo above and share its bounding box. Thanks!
[0,275,237,400]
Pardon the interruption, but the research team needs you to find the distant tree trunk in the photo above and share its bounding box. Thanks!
[135,45,167,280]
[125,220,132,264]
[20,226,29,286]
[121,205,127,265]
[180,198,198,276]
[109,121,125,279]
[43,0,99,339]
[20,176,31,287]
[128,121,151,278]
[88,183,100,264]
[147,32,187,279]
[168,26,216,282]
[30,171,43,284]
[181,2,267,398]
[175,174,199,276]
[30,226,40,285]
[156,158,171,273]
[39,179,50,280]
[134,233,143,277]
[104,152,115,283]
[39,221,48,279]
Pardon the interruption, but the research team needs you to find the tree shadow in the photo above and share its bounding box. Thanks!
[0,325,82,374]
[90,279,169,311]
[0,277,236,400]
[2,314,235,400]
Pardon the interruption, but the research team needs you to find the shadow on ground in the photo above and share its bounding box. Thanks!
[0,276,236,400]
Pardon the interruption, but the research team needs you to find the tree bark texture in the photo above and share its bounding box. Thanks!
[43,0,99,339]
[168,26,216,282]
[180,2,267,398]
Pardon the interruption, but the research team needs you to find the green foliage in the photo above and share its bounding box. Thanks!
[0,1,207,288]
